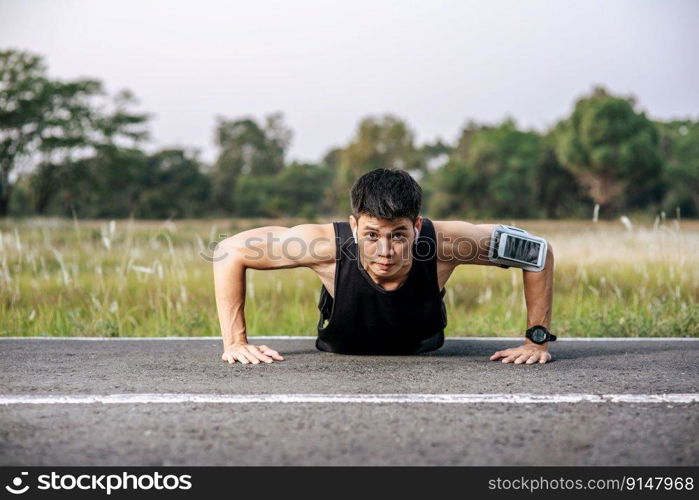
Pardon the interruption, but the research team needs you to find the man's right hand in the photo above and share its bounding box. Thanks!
[221,342,285,365]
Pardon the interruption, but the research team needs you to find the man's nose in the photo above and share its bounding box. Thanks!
[377,237,394,256]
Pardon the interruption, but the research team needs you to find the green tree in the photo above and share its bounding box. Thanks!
[210,113,292,214]
[233,175,279,217]
[425,158,477,217]
[331,115,424,214]
[0,49,93,215]
[29,146,210,219]
[0,49,149,216]
[656,120,699,217]
[276,161,334,218]
[420,139,452,171]
[139,149,212,218]
[430,119,543,218]
[553,86,663,215]
[234,162,332,218]
[534,136,591,218]
[31,145,148,218]
[318,147,341,215]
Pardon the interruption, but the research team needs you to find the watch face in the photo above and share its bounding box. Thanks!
[531,329,547,343]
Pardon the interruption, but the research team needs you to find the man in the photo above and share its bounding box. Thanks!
[213,168,554,365]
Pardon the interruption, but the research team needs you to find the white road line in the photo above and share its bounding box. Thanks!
[0,393,697,405]
[0,336,697,341]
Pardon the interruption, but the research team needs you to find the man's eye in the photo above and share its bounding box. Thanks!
[367,232,378,239]
[392,234,407,240]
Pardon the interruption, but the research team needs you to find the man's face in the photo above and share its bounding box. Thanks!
[349,214,423,276]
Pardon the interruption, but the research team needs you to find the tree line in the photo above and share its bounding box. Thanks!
[2,49,697,220]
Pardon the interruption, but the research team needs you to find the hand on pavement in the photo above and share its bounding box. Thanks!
[222,343,284,364]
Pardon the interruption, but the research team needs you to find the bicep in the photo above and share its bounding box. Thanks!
[214,224,333,271]
[437,221,501,267]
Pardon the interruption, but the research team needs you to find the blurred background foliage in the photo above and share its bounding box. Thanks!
[2,49,697,221]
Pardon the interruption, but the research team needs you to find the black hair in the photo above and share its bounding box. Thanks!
[350,168,422,223]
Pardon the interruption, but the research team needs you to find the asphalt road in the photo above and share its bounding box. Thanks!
[1,337,697,466]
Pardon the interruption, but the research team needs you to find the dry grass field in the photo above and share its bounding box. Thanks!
[1,216,697,338]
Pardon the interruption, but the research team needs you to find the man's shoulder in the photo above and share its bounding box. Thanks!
[293,222,337,264]
[271,222,334,241]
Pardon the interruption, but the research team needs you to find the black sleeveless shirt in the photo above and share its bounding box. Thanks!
[316,217,447,355]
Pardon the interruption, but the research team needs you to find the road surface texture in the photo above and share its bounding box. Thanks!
[1,337,697,466]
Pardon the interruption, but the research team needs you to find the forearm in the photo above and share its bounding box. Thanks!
[213,253,248,348]
[522,246,554,330]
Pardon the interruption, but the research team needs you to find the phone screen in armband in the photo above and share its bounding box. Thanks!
[490,225,547,272]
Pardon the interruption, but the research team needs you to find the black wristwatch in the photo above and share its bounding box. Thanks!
[525,325,557,345]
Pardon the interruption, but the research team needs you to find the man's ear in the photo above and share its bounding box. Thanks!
[414,216,423,237]
[349,214,358,243]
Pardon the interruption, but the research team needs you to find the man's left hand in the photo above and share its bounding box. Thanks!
[489,342,552,364]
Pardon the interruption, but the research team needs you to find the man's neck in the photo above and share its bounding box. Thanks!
[359,252,413,290]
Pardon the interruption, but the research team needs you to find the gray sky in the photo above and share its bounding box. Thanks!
[2,0,698,164]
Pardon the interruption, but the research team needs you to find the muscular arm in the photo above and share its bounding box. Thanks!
[212,224,333,364]
[434,220,555,364]
[523,244,554,331]
[434,220,500,267]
